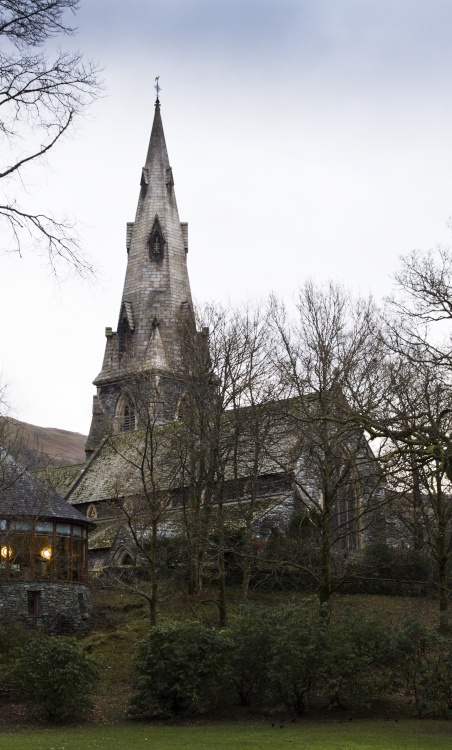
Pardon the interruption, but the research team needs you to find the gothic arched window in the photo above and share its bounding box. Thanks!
[115,394,137,433]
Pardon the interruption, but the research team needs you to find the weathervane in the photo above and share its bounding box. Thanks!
[154,76,161,104]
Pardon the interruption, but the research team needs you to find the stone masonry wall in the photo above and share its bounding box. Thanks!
[0,582,92,632]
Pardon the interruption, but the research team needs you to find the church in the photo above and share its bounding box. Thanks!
[64,93,382,575]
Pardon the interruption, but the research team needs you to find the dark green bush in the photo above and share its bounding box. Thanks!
[129,620,233,718]
[228,607,276,708]
[360,543,433,581]
[129,610,452,720]
[391,620,452,716]
[426,636,452,713]
[323,610,394,709]
[266,603,326,714]
[0,623,30,701]
[13,635,99,723]
[361,541,394,577]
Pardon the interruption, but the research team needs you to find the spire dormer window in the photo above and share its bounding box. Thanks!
[118,317,132,357]
[149,216,165,262]
[118,302,135,358]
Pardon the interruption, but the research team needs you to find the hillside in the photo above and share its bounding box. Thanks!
[0,417,87,467]
[81,585,441,724]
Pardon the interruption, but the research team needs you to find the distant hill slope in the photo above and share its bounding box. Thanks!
[0,417,87,467]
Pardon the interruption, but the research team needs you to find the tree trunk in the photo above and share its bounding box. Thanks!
[437,527,449,634]
[318,527,332,621]
[410,456,424,551]
[218,549,227,627]
[149,519,158,626]
[188,549,204,595]
[240,525,253,605]
[217,503,227,626]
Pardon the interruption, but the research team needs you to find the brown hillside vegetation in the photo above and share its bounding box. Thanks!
[0,417,87,467]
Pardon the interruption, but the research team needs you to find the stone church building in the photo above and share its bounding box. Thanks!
[64,95,381,571]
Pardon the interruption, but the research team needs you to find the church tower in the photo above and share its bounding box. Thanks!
[85,94,194,458]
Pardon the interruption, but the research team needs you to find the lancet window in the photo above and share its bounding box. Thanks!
[123,403,136,432]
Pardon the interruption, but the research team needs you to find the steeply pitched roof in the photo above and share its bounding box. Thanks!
[0,454,94,527]
[66,409,294,507]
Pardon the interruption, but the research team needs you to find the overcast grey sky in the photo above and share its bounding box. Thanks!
[2,0,452,435]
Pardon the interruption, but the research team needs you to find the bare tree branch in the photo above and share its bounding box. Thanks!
[0,1,102,275]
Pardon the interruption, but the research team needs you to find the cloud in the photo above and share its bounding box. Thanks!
[77,0,452,97]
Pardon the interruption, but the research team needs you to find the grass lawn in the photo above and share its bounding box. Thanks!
[0,720,451,750]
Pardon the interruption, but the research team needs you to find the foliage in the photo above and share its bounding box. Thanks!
[227,606,276,707]
[0,622,30,699]
[13,634,99,723]
[360,543,433,582]
[391,620,452,716]
[323,609,393,709]
[266,602,326,714]
[129,620,233,718]
[127,600,452,719]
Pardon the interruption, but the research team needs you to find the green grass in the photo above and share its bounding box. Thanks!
[0,720,450,750]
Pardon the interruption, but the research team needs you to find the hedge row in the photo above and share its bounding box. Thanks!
[130,604,452,718]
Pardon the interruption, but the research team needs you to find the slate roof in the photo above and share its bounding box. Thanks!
[0,453,94,527]
[66,413,294,507]
[66,398,377,511]
[88,519,122,550]
[36,463,85,497]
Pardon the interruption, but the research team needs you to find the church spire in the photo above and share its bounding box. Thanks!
[85,95,194,457]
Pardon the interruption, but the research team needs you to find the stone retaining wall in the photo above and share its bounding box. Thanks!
[0,581,92,632]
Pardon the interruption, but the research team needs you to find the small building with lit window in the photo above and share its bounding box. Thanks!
[0,456,94,631]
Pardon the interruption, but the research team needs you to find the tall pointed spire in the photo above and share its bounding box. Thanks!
[85,96,194,457]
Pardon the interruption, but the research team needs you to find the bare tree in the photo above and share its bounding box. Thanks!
[389,247,452,365]
[347,247,452,630]
[266,282,386,614]
[102,374,183,626]
[0,382,28,493]
[0,0,102,274]
[382,355,452,631]
[174,302,275,623]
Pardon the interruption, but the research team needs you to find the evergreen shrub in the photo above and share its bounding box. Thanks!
[129,620,232,718]
[0,623,30,700]
[265,603,326,714]
[13,635,99,723]
[129,610,452,719]
[228,607,276,707]
[360,542,433,581]
[323,610,393,709]
[391,620,452,716]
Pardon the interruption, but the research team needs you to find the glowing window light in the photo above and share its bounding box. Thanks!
[41,547,52,561]
[1,545,11,559]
